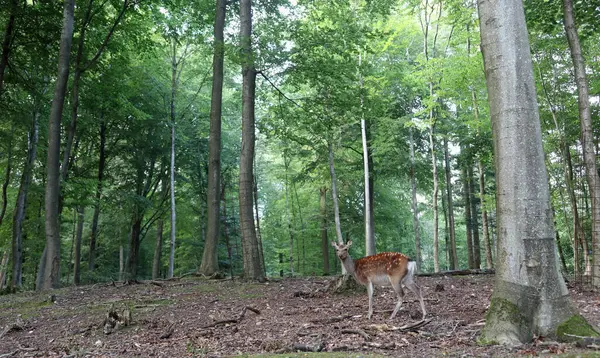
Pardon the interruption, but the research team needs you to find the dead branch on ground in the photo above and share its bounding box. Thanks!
[201,306,261,329]
[341,328,370,341]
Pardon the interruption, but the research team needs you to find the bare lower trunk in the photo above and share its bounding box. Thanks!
[73,206,84,285]
[41,0,76,290]
[284,152,294,276]
[0,251,8,289]
[253,168,265,276]
[328,140,346,275]
[479,161,493,269]
[469,165,481,269]
[429,103,439,273]
[119,245,124,282]
[479,0,579,343]
[320,187,330,275]
[443,136,458,269]
[11,110,39,288]
[89,118,106,272]
[238,0,263,281]
[462,161,474,269]
[562,0,600,287]
[409,127,421,270]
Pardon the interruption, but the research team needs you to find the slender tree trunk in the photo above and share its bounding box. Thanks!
[222,184,234,278]
[562,0,600,287]
[41,0,75,290]
[478,161,493,269]
[73,206,84,285]
[119,245,124,281]
[284,151,294,276]
[359,54,375,256]
[443,136,458,269]
[0,126,13,227]
[429,99,440,273]
[0,250,8,289]
[0,0,17,95]
[478,0,580,342]
[89,117,106,272]
[409,127,421,271]
[239,0,263,281]
[254,161,265,276]
[152,179,167,279]
[320,187,330,275]
[462,160,474,269]
[328,140,346,275]
[201,0,226,276]
[169,44,177,279]
[469,165,481,269]
[11,109,40,288]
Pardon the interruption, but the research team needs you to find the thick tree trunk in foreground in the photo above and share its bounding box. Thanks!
[238,0,263,281]
[41,0,75,290]
[478,0,592,343]
[562,0,600,287]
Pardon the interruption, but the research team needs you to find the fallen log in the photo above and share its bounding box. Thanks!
[417,269,495,277]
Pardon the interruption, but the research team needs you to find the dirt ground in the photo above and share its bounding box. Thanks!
[0,274,599,357]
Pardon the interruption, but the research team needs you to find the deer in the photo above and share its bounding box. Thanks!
[331,240,426,321]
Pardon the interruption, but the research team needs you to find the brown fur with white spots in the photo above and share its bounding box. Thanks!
[332,241,426,320]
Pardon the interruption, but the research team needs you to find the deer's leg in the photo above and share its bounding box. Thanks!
[404,278,426,319]
[390,278,405,319]
[367,281,374,319]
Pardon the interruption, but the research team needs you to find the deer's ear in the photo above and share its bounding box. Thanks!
[346,240,353,248]
[331,241,338,248]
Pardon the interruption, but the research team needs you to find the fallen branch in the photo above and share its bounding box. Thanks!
[364,319,431,333]
[341,328,370,341]
[292,341,324,352]
[417,269,495,277]
[363,342,396,349]
[201,306,261,329]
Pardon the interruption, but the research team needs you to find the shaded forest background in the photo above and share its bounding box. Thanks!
[0,0,599,289]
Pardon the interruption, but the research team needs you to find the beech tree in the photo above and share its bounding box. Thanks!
[478,0,595,343]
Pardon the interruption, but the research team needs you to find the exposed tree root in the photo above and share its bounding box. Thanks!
[201,306,261,329]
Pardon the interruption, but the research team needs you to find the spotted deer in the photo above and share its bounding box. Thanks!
[331,241,426,320]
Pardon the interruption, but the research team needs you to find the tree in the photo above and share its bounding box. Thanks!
[200,0,227,276]
[40,0,75,290]
[562,0,600,287]
[239,0,264,281]
[477,0,594,343]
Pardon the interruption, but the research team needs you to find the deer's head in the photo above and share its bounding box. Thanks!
[331,240,353,260]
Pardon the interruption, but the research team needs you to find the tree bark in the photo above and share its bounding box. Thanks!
[478,0,579,343]
[253,166,266,276]
[328,140,347,275]
[200,0,226,276]
[284,151,294,276]
[469,165,481,269]
[359,54,375,256]
[320,187,330,275]
[409,127,421,271]
[88,117,106,273]
[0,250,8,289]
[478,161,493,269]
[0,0,17,95]
[152,179,167,280]
[238,0,263,281]
[462,156,474,269]
[11,109,40,288]
[168,39,177,279]
[562,0,600,287]
[428,99,439,273]
[73,206,84,285]
[41,0,75,290]
[0,126,13,227]
[443,136,458,269]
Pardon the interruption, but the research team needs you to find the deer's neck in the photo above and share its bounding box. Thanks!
[341,255,356,276]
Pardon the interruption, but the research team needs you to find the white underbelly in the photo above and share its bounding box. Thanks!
[369,275,391,286]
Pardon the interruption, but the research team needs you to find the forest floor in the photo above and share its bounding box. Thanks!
[0,273,599,357]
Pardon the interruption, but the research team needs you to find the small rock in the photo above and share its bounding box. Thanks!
[95,340,102,347]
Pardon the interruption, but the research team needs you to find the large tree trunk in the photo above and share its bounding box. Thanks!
[41,0,75,291]
[562,0,600,287]
[0,0,17,95]
[443,136,458,269]
[469,165,481,269]
[409,127,421,270]
[73,206,84,285]
[359,54,375,256]
[11,109,40,288]
[320,187,330,275]
[88,117,106,273]
[238,0,263,281]
[200,0,226,276]
[478,0,584,343]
